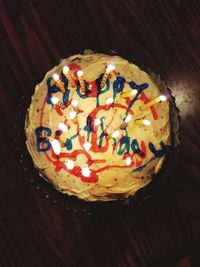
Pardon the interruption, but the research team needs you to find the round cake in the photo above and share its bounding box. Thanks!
[25,51,171,201]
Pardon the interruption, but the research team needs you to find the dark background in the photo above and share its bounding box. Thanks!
[0,0,200,266]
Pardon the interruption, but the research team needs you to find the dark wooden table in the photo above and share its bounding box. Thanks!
[0,1,200,266]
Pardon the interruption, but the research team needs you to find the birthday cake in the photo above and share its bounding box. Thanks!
[25,51,171,202]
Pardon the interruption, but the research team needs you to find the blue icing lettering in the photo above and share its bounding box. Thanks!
[99,132,106,148]
[63,90,70,104]
[149,141,167,157]
[35,127,51,152]
[84,116,92,141]
[76,82,90,98]
[124,128,128,137]
[70,133,78,140]
[112,138,117,153]
[98,117,106,147]
[96,73,110,106]
[61,73,69,87]
[113,76,125,101]
[61,73,70,104]
[46,78,60,107]
[129,81,149,91]
[117,136,130,155]
[125,81,149,117]
[131,139,140,154]
[66,138,72,150]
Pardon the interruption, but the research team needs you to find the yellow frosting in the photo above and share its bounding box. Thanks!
[25,52,171,201]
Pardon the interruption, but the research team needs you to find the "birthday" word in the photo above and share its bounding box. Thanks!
[35,126,168,158]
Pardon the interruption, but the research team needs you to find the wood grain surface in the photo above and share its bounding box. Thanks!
[0,1,200,266]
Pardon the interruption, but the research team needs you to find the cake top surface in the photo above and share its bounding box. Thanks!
[25,52,171,201]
